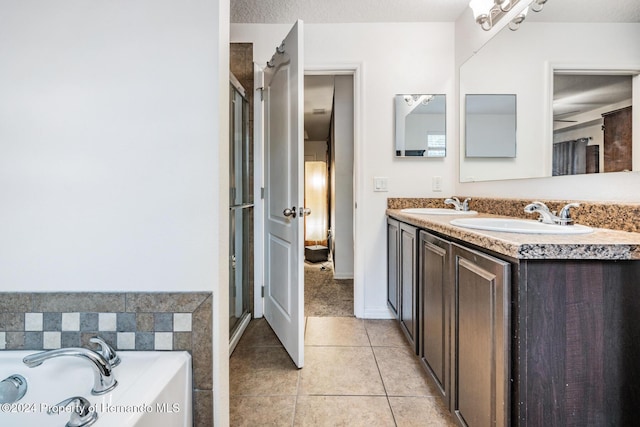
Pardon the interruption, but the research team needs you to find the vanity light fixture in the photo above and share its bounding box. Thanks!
[470,0,548,32]
[403,94,434,106]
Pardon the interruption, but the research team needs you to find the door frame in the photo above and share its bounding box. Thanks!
[253,63,265,318]
[254,63,364,318]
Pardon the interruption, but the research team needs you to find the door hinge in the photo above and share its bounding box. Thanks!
[256,87,264,101]
[261,187,265,199]
[261,285,265,297]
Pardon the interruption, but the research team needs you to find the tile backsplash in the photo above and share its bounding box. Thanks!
[0,292,213,426]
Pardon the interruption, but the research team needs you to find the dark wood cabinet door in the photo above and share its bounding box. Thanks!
[419,231,451,407]
[387,218,400,318]
[399,222,418,350]
[452,243,510,427]
[603,106,632,172]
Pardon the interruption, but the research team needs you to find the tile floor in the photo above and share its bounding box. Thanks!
[229,317,457,426]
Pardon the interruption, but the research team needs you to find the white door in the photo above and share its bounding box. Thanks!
[263,21,305,368]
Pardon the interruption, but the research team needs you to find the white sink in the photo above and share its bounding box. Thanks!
[449,217,594,235]
[401,208,478,215]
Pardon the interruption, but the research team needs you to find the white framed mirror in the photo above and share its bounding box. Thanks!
[395,94,446,157]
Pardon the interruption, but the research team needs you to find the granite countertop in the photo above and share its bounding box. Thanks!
[387,209,640,260]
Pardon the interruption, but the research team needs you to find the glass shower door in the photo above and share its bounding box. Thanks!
[229,74,253,352]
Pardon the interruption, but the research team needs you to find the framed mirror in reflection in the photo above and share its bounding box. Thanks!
[459,0,640,182]
[395,94,446,157]
[465,94,517,158]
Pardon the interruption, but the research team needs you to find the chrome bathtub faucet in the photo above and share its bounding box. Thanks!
[48,396,98,427]
[0,374,28,404]
[90,336,120,368]
[23,347,117,395]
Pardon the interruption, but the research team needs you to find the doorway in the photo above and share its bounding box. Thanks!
[303,73,355,317]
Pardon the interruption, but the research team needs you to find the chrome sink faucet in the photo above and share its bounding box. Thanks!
[445,197,472,211]
[524,201,580,225]
[23,347,117,395]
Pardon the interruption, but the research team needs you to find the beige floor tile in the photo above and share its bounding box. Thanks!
[305,316,370,346]
[299,346,385,396]
[230,395,296,426]
[234,318,282,350]
[373,346,439,397]
[388,396,457,427]
[294,396,395,427]
[364,319,410,347]
[230,346,300,396]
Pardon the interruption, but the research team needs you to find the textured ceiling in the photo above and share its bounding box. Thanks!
[231,0,640,24]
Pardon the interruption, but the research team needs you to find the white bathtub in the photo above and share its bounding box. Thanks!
[0,350,192,427]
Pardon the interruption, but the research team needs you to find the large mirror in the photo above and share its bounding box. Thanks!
[459,0,640,182]
[395,94,446,157]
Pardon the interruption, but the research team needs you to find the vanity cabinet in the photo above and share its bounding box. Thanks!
[513,259,640,427]
[387,218,400,317]
[451,243,510,427]
[387,218,419,352]
[418,231,451,407]
[399,222,418,350]
[417,230,510,426]
[389,212,640,427]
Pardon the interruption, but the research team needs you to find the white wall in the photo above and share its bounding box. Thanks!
[232,22,456,317]
[1,0,229,423]
[0,0,227,292]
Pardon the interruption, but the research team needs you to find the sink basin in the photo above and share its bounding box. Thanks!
[401,208,478,215]
[449,217,594,235]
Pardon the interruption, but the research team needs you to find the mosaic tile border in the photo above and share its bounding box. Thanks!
[0,292,213,426]
[4,311,193,351]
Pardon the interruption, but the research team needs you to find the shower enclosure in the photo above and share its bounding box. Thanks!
[229,72,253,352]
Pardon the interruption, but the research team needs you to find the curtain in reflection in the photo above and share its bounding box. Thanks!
[553,138,589,176]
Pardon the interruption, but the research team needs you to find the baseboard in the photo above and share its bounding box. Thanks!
[362,306,396,319]
[333,272,354,280]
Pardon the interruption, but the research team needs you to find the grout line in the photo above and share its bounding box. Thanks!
[291,374,301,426]
[366,325,398,426]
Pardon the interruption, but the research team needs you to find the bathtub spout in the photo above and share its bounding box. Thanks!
[23,348,117,395]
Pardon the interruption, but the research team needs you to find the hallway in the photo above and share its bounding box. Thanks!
[229,317,457,426]
[304,261,353,317]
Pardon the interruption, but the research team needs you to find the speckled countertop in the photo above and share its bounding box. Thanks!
[387,208,640,261]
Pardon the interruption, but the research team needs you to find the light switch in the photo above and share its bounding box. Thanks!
[432,176,442,192]
[373,177,388,192]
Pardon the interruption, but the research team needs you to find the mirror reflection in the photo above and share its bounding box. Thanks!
[459,3,639,182]
[553,73,633,175]
[465,94,517,158]
[395,94,446,157]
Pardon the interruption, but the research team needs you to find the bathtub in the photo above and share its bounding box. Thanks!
[0,350,192,427]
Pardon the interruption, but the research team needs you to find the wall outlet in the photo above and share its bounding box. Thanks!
[432,176,442,192]
[373,177,388,192]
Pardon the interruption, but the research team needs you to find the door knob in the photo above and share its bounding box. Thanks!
[299,207,311,217]
[283,207,297,218]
